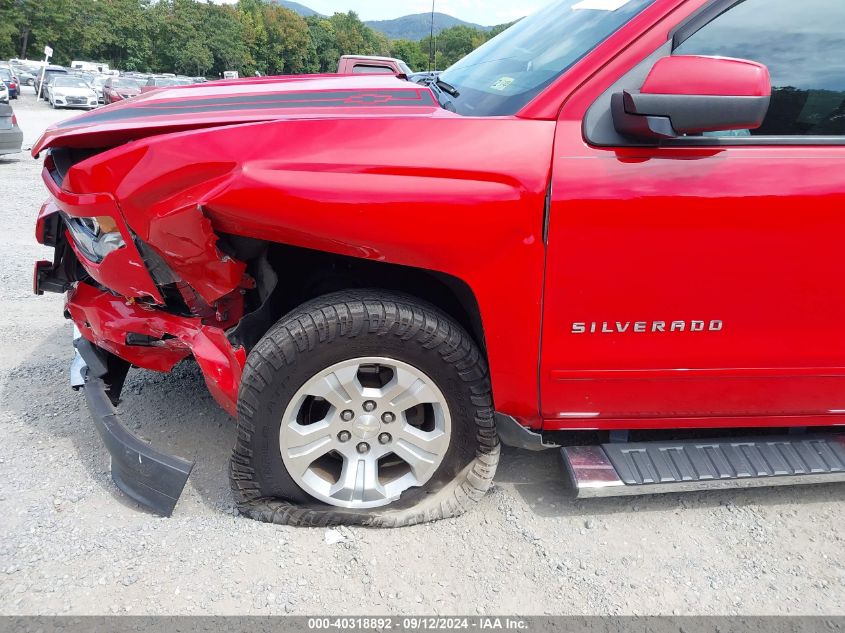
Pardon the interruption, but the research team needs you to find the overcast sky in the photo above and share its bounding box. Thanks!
[216,0,548,25]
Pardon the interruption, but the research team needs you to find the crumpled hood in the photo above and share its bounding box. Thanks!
[33,74,441,156]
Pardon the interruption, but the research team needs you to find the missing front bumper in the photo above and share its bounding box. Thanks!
[75,337,194,516]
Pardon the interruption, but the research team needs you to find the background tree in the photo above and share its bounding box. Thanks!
[304,16,339,73]
[260,5,311,75]
[0,0,517,77]
[390,39,427,72]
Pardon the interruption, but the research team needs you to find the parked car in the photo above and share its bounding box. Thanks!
[0,81,7,103]
[0,104,23,155]
[31,0,845,523]
[34,65,68,98]
[46,75,98,109]
[11,64,38,87]
[140,76,193,93]
[0,67,18,99]
[90,75,109,103]
[102,77,141,104]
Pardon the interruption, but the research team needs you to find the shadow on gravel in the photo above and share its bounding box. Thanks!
[496,444,845,518]
[3,324,236,516]
[7,325,842,523]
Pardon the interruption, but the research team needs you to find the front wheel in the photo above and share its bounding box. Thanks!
[230,290,499,527]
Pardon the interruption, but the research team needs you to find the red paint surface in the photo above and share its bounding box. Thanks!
[541,0,845,429]
[33,0,845,432]
[641,55,771,97]
[39,172,163,303]
[103,85,140,104]
[67,283,245,416]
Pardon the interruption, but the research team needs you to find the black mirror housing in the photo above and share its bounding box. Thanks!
[612,90,772,139]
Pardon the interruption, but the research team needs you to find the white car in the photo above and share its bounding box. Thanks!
[46,76,98,110]
[0,81,8,104]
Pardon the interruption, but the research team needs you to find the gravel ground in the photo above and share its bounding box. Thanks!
[0,91,843,617]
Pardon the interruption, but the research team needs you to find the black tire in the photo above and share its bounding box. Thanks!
[230,290,500,527]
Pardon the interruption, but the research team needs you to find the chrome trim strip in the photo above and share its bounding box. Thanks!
[562,436,845,498]
[571,471,845,498]
[560,445,625,494]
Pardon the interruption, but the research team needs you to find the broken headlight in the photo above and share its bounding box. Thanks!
[64,215,126,263]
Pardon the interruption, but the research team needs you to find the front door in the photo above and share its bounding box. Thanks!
[541,0,845,428]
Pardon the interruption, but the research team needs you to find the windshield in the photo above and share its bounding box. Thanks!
[438,0,655,116]
[0,69,11,80]
[53,77,91,89]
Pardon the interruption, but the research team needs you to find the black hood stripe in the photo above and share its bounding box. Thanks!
[57,89,437,128]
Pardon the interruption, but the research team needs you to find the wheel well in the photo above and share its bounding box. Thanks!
[223,237,487,355]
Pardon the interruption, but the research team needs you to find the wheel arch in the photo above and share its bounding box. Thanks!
[224,237,488,361]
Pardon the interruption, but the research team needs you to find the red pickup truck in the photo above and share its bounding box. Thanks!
[336,55,413,76]
[33,0,845,525]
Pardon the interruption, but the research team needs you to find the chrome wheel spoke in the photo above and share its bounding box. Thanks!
[284,423,335,477]
[280,357,451,509]
[331,455,385,504]
[380,366,439,410]
[394,426,449,477]
[308,364,362,409]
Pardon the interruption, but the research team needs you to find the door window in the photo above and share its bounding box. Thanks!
[676,0,845,136]
[352,65,395,74]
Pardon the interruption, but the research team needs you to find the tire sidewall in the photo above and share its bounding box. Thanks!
[243,302,479,514]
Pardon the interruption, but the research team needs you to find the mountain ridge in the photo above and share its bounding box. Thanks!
[275,1,324,17]
[365,12,491,40]
[274,1,492,40]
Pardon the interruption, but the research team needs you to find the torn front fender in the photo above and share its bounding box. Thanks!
[67,283,246,416]
[144,204,247,303]
[61,144,247,305]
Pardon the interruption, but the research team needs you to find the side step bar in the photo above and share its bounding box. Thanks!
[561,435,845,498]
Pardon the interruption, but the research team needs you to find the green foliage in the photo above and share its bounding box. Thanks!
[389,39,427,72]
[0,0,516,77]
[304,16,339,73]
[421,24,499,70]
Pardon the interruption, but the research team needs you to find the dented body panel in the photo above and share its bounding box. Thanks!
[67,282,245,415]
[32,0,845,436]
[34,73,553,427]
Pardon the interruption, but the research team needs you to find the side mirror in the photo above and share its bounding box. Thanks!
[612,55,771,140]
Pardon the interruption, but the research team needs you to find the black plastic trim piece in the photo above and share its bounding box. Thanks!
[39,210,61,248]
[495,413,558,451]
[670,0,743,49]
[83,372,194,516]
[662,135,845,147]
[583,41,672,147]
[75,336,109,378]
[34,261,71,295]
[614,91,770,138]
[603,434,845,485]
[542,181,552,245]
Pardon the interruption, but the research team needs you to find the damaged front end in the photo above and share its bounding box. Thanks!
[34,145,251,516]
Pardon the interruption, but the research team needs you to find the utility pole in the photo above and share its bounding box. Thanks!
[428,0,435,73]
